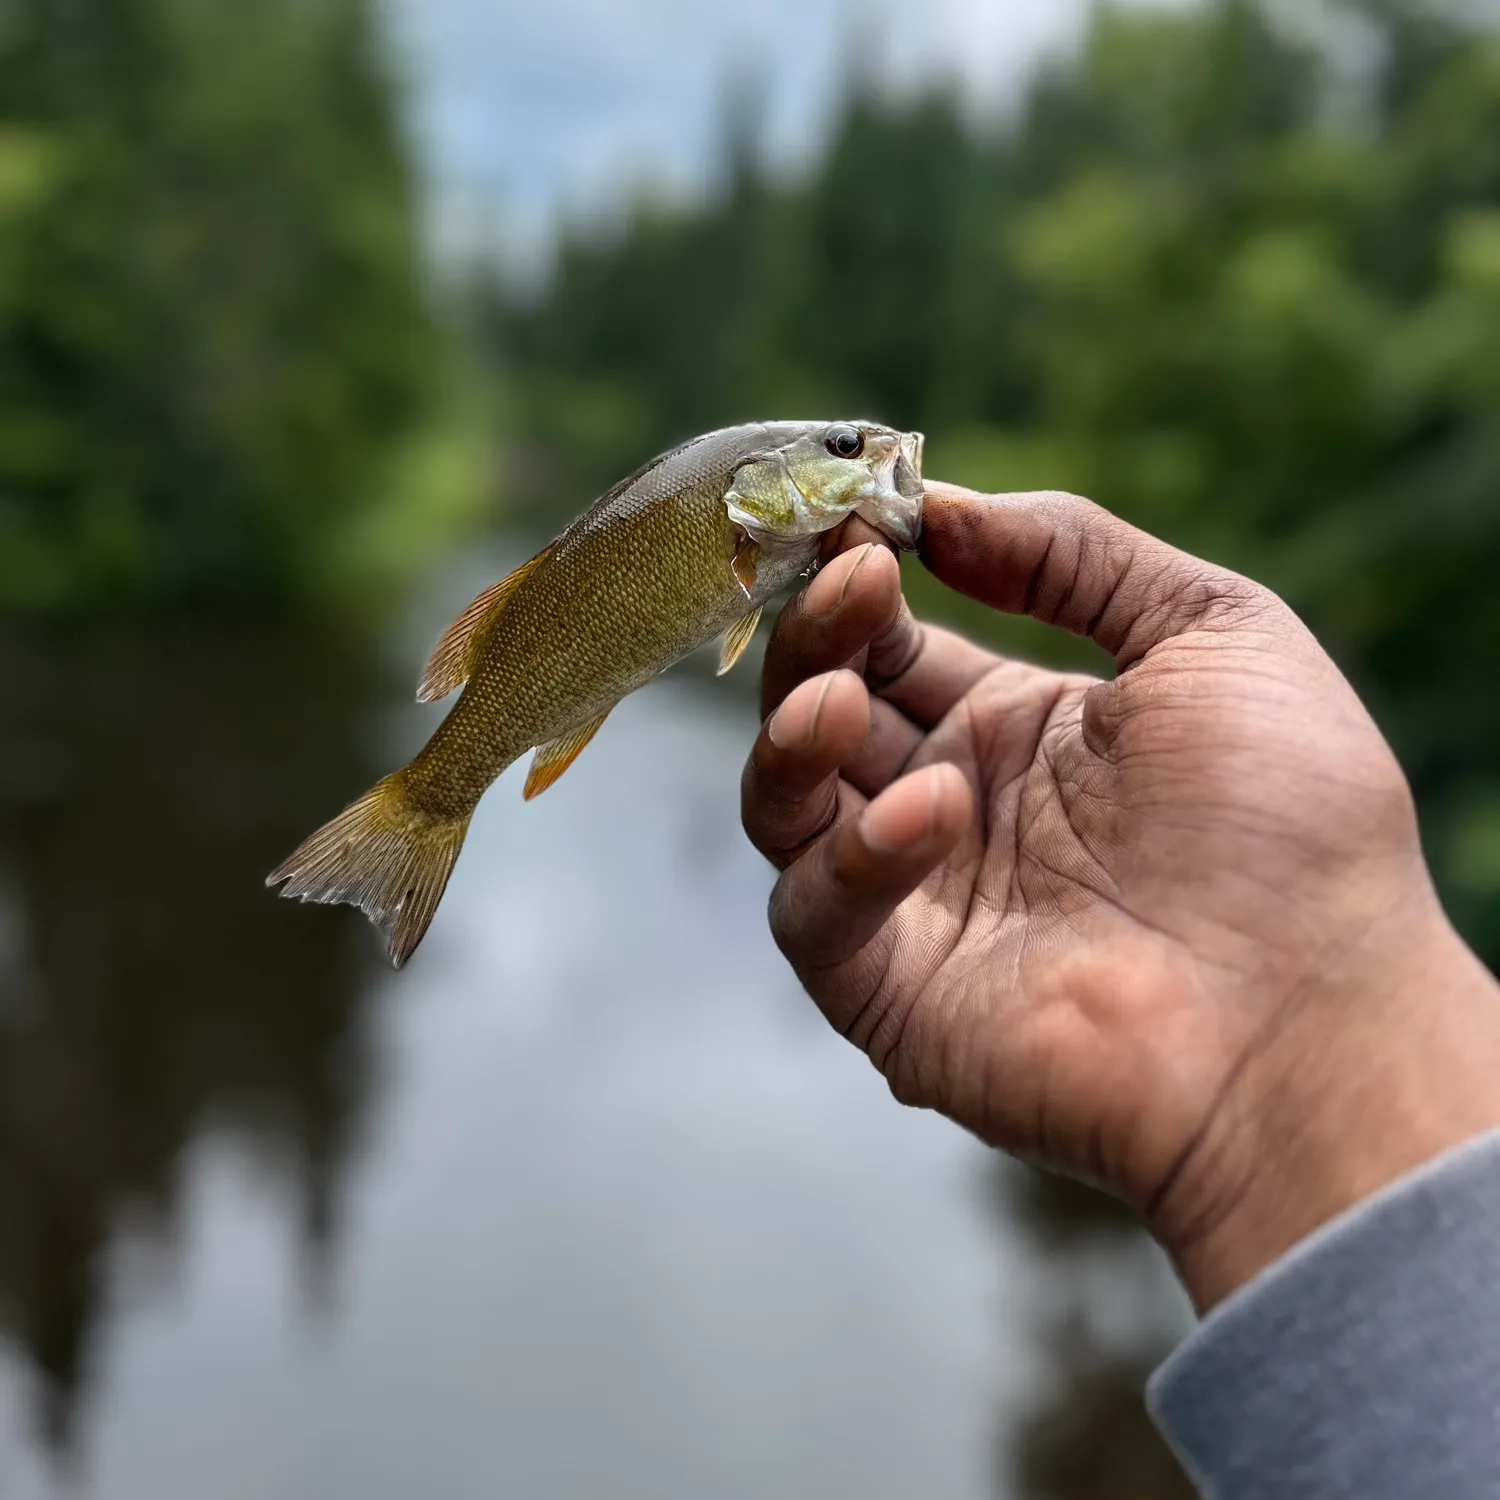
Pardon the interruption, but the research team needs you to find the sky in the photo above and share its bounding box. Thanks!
[384,0,1201,270]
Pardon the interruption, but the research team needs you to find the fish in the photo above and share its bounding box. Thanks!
[267,419,925,967]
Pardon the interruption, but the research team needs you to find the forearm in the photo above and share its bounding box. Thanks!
[1147,910,1500,1496]
[1150,895,1500,1312]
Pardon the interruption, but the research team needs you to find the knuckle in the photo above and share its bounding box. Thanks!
[1080,678,1128,758]
[765,614,806,669]
[864,612,925,691]
[739,760,775,845]
[1120,563,1283,667]
[751,788,840,873]
[1172,568,1271,630]
[767,881,804,958]
[1028,489,1104,521]
[885,1055,925,1109]
[877,1012,926,1108]
[1024,490,1113,552]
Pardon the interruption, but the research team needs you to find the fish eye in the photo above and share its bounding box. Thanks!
[825,425,864,459]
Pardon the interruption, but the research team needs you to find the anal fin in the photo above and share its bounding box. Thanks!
[717,607,763,676]
[418,544,554,704]
[524,711,611,801]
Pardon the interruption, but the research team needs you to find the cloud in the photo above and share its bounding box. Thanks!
[385,0,1197,265]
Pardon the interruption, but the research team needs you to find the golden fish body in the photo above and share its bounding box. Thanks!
[269,420,925,966]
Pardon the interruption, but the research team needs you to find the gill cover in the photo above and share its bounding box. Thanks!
[724,449,803,539]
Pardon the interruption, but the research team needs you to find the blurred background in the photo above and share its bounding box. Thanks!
[0,0,1497,1495]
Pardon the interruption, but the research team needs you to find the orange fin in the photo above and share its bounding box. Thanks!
[717,607,763,676]
[417,545,554,704]
[523,711,611,800]
[267,771,472,969]
[730,530,760,596]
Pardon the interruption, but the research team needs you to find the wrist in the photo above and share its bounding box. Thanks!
[1151,901,1500,1312]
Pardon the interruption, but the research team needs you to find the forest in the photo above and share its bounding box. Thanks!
[493,0,1500,969]
[0,0,480,609]
[1,0,1496,965]
[0,2,1493,1488]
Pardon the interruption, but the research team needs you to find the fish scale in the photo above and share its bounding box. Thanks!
[268,419,925,967]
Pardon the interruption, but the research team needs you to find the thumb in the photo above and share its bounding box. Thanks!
[920,483,1272,670]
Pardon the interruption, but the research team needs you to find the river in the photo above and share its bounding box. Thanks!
[0,547,1192,1499]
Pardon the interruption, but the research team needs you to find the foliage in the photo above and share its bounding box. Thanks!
[493,0,1500,969]
[0,0,479,609]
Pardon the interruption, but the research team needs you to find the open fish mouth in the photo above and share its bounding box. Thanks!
[859,430,925,550]
[896,431,924,500]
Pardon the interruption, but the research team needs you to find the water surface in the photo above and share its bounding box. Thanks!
[0,560,1192,1498]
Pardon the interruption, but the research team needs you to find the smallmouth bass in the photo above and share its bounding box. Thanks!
[268,420,925,966]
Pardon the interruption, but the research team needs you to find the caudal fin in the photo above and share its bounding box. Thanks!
[267,772,471,969]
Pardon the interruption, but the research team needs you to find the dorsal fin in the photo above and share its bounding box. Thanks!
[523,711,611,800]
[717,606,763,676]
[417,545,554,703]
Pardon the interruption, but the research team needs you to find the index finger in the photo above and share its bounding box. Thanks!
[763,542,1004,727]
[742,669,870,869]
[818,514,894,566]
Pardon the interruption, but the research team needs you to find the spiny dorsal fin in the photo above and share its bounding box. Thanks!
[523,710,611,801]
[717,607,763,676]
[417,545,554,704]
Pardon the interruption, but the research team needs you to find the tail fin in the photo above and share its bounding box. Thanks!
[267,772,471,969]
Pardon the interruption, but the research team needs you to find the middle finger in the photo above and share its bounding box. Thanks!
[760,544,900,717]
[764,544,1008,731]
[742,669,870,869]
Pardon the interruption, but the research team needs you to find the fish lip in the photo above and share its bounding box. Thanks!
[882,430,924,548]
[880,505,921,550]
[897,431,924,495]
[857,431,923,550]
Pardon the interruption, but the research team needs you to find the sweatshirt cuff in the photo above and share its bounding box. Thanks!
[1147,1127,1500,1499]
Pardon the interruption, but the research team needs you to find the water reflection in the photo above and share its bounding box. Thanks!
[996,1167,1194,1500]
[0,615,385,1448]
[0,589,1197,1499]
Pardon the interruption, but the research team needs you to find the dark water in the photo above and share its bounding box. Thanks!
[0,554,1193,1499]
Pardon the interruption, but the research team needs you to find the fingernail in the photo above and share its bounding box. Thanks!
[860,773,938,852]
[804,545,873,617]
[768,674,835,751]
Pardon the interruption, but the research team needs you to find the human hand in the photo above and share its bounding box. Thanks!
[742,484,1500,1308]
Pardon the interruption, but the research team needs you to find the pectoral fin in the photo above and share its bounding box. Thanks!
[417,545,554,704]
[730,529,760,596]
[717,607,763,676]
[523,711,611,801]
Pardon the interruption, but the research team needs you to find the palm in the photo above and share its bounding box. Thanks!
[745,495,1414,1211]
[839,645,1217,1197]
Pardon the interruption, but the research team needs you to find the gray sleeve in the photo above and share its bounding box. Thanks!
[1147,1128,1500,1499]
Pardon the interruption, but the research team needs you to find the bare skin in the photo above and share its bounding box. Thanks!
[742,483,1500,1311]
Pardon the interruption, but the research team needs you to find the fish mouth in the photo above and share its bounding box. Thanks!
[896,431,924,499]
[857,430,924,550]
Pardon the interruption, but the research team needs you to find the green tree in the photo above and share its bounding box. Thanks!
[494,0,1500,970]
[0,0,447,607]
